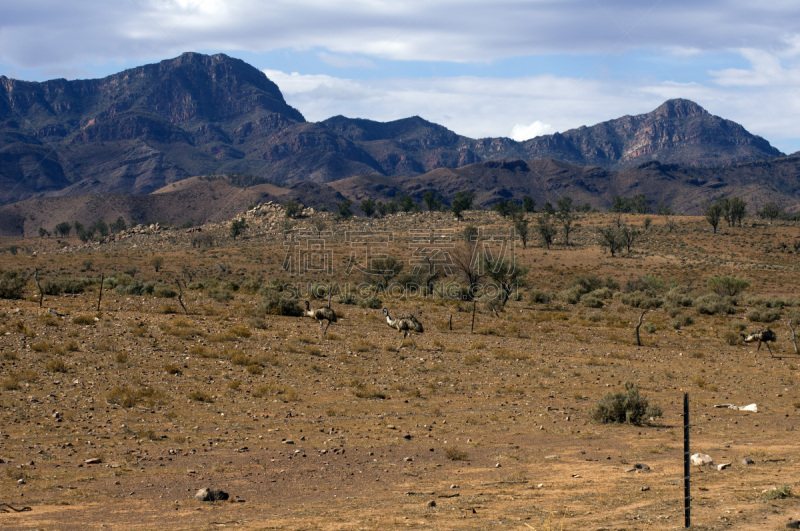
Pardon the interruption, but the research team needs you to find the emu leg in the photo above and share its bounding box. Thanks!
[323,320,331,338]
[766,341,773,357]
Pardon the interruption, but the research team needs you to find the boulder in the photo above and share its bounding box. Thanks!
[195,488,230,502]
[690,453,713,466]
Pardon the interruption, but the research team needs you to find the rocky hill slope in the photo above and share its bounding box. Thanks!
[0,53,783,207]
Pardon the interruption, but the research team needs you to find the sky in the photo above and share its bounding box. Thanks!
[2,1,800,153]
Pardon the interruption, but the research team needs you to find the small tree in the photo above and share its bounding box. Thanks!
[90,219,109,239]
[55,222,71,237]
[535,213,557,250]
[360,198,376,217]
[451,190,475,219]
[597,226,624,257]
[398,194,416,213]
[556,196,575,245]
[759,202,782,222]
[514,215,529,249]
[284,200,302,219]
[521,196,536,213]
[492,199,517,218]
[728,197,746,226]
[109,216,127,234]
[230,218,248,240]
[704,200,723,233]
[338,199,353,220]
[38,227,50,238]
[422,190,443,211]
[150,256,165,272]
[482,256,529,309]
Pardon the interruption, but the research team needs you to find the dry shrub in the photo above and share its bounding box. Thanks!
[253,384,298,401]
[73,314,97,325]
[45,358,68,373]
[188,390,213,403]
[107,385,164,408]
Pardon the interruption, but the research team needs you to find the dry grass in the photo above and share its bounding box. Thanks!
[1,213,800,530]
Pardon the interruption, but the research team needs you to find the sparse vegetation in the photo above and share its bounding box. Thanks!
[590,382,663,425]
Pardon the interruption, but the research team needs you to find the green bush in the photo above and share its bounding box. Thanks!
[619,290,663,309]
[589,382,663,426]
[671,314,694,329]
[42,276,94,295]
[707,275,749,297]
[0,269,28,299]
[527,289,552,304]
[746,306,782,323]
[693,294,735,315]
[664,285,694,308]
[359,295,383,309]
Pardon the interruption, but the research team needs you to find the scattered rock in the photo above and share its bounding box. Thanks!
[690,453,713,466]
[84,458,102,465]
[427,500,436,508]
[742,457,755,465]
[195,488,230,502]
[626,463,651,472]
[640,486,650,492]
[786,520,800,529]
[717,463,731,471]
[544,454,560,460]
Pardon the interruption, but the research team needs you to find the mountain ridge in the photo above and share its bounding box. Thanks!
[0,52,785,207]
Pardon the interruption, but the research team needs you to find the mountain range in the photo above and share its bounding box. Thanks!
[0,52,798,237]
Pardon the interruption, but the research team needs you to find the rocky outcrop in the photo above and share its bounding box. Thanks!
[0,54,786,207]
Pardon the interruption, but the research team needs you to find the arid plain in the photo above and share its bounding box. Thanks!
[1,208,799,530]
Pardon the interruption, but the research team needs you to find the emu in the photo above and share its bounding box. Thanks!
[304,301,337,338]
[383,308,424,351]
[741,328,777,356]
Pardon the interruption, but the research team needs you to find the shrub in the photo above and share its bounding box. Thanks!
[590,382,663,426]
[707,275,749,297]
[444,447,468,461]
[336,292,359,305]
[671,314,694,329]
[45,358,68,373]
[0,269,28,299]
[188,390,213,403]
[257,290,303,316]
[664,285,694,308]
[693,294,735,315]
[42,277,94,295]
[359,296,382,309]
[207,287,234,303]
[527,289,552,304]
[746,306,782,323]
[106,386,163,408]
[763,485,792,500]
[153,284,177,298]
[624,274,665,295]
[619,290,663,309]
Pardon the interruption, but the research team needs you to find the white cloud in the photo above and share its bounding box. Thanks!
[511,121,556,140]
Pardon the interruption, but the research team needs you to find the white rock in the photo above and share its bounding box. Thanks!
[690,453,713,466]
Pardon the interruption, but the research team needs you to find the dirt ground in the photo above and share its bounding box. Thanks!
[1,211,800,530]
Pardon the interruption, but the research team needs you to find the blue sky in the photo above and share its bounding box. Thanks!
[2,1,800,153]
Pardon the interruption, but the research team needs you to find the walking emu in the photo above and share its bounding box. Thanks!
[304,301,337,338]
[741,328,777,356]
[383,308,424,351]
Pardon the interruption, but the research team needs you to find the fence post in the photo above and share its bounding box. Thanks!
[684,392,690,528]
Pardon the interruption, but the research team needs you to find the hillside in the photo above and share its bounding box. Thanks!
[0,53,784,207]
